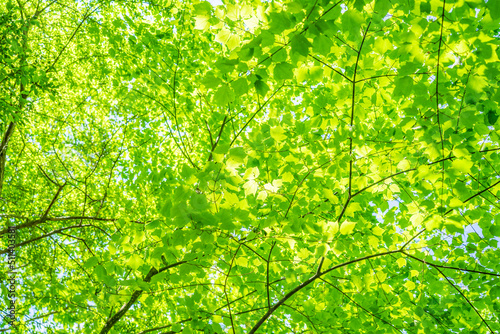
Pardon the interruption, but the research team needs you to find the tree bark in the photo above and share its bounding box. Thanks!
[0,121,16,196]
[99,261,187,334]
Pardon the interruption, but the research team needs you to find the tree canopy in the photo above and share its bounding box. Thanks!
[1,0,500,333]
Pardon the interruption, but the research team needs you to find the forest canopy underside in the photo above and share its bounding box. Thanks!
[1,0,500,333]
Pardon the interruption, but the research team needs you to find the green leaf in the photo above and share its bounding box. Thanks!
[487,1,500,19]
[393,76,413,97]
[339,220,356,235]
[374,0,391,14]
[84,257,99,269]
[201,73,222,89]
[489,224,500,237]
[268,12,292,34]
[231,77,249,95]
[451,158,473,173]
[215,58,239,73]
[190,193,208,211]
[237,47,254,61]
[127,254,144,270]
[467,74,487,93]
[214,85,235,106]
[229,147,246,163]
[489,286,500,299]
[255,80,269,96]
[415,306,424,317]
[290,35,312,56]
[193,2,212,16]
[486,110,498,125]
[420,2,431,13]
[312,34,333,56]
[353,0,366,11]
[94,265,108,280]
[271,48,288,63]
[273,62,294,80]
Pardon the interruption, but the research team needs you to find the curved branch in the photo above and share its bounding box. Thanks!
[248,246,402,333]
[0,224,107,255]
[99,261,187,334]
[0,215,118,236]
[402,252,500,277]
[0,184,65,235]
[433,266,494,333]
[319,277,402,333]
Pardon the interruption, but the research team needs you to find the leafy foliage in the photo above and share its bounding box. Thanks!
[1,0,500,333]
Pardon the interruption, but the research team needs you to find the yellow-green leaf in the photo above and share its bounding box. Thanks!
[339,220,356,235]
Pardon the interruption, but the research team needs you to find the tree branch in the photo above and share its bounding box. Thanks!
[248,248,400,333]
[402,252,500,277]
[266,242,276,310]
[433,266,494,333]
[0,224,106,255]
[99,261,187,334]
[137,317,193,334]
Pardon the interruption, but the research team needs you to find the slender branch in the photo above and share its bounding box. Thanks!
[355,71,431,83]
[285,172,311,219]
[309,55,352,82]
[316,257,325,275]
[266,242,276,310]
[436,0,446,215]
[248,248,401,333]
[338,21,371,224]
[46,216,117,223]
[137,318,193,334]
[47,5,100,72]
[99,261,187,334]
[235,306,268,316]
[444,178,500,215]
[351,168,415,198]
[213,278,285,315]
[229,85,284,148]
[208,116,228,162]
[0,185,65,235]
[0,224,106,255]
[462,179,500,205]
[131,88,174,117]
[319,277,402,333]
[204,120,214,148]
[0,215,128,236]
[42,183,65,218]
[337,196,351,224]
[399,229,426,250]
[253,0,344,67]
[433,266,494,333]
[35,0,58,16]
[282,304,320,332]
[247,269,319,334]
[224,245,241,334]
[454,69,471,131]
[402,252,500,277]
[36,164,60,186]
